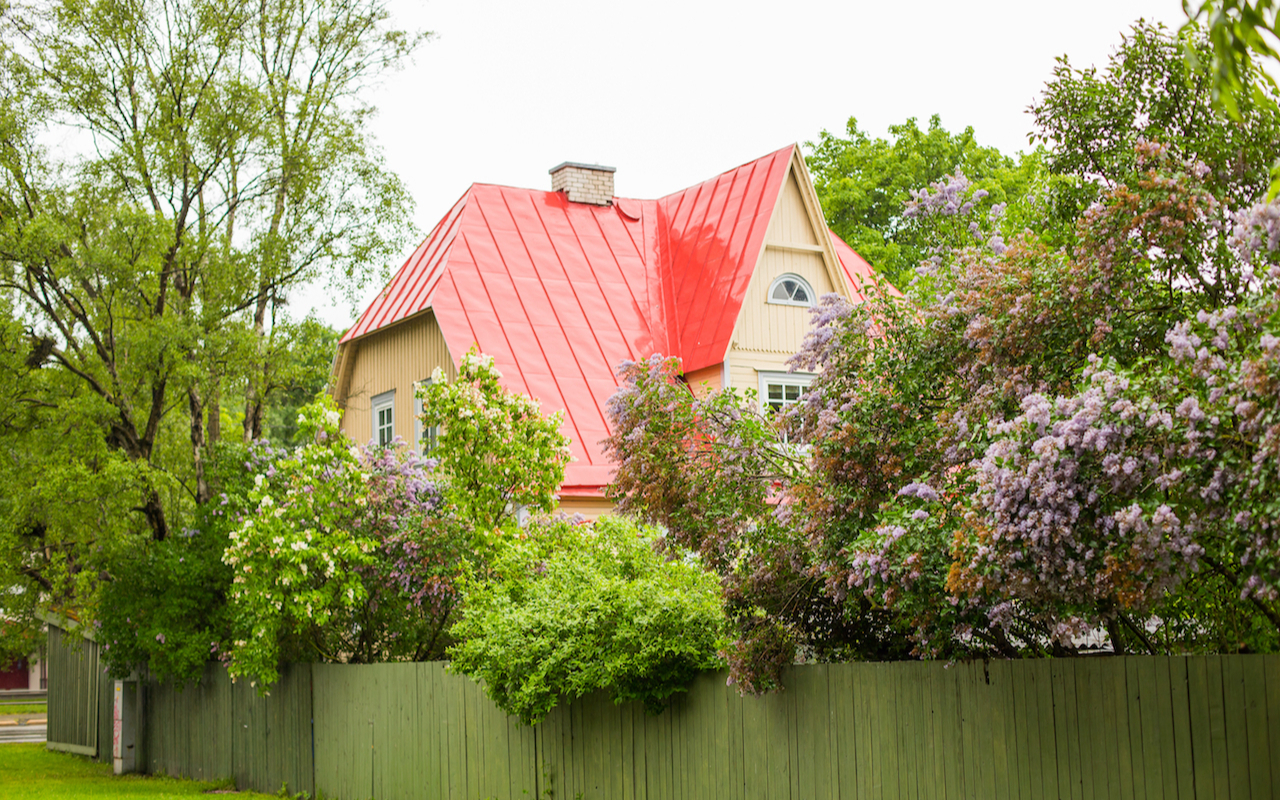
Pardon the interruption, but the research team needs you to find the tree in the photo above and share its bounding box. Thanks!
[1030,20,1280,231]
[418,349,571,530]
[212,350,572,690]
[1182,1,1280,122]
[603,356,911,692]
[805,115,1043,284]
[0,0,419,655]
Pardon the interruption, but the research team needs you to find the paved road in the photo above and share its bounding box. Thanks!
[0,722,46,743]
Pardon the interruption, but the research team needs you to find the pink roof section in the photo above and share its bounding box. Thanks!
[341,145,875,493]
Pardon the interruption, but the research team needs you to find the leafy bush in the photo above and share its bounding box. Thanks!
[448,516,725,725]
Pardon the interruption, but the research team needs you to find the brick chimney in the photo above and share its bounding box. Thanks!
[549,162,615,206]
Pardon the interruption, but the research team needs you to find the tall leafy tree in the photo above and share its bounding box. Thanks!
[1031,19,1280,247]
[0,0,419,652]
[805,115,1042,285]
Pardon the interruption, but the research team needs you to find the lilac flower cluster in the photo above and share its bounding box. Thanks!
[1228,198,1280,267]
[904,171,988,219]
[972,361,1204,631]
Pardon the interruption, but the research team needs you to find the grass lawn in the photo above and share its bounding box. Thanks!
[0,743,275,798]
[0,703,47,715]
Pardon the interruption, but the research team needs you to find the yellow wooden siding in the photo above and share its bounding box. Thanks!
[731,246,832,355]
[338,312,456,447]
[556,495,615,519]
[765,172,821,245]
[685,363,723,398]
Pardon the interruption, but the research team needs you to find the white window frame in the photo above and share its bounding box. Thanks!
[758,371,816,414]
[412,379,438,456]
[371,389,395,446]
[766,273,816,307]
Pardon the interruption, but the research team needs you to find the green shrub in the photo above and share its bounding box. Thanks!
[449,516,725,725]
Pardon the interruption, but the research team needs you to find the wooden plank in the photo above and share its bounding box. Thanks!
[1010,660,1035,800]
[1052,659,1083,800]
[1136,656,1166,800]
[1123,658,1147,800]
[727,674,746,800]
[957,661,979,800]
[1166,658,1194,800]
[1241,656,1271,800]
[937,663,962,800]
[831,666,856,800]
[976,661,998,800]
[1266,655,1280,798]
[1185,656,1216,799]
[1221,655,1251,799]
[741,683,767,799]
[794,666,817,799]
[901,662,921,800]
[851,664,875,800]
[1079,658,1111,800]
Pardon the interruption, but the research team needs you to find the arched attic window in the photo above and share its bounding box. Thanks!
[767,273,815,307]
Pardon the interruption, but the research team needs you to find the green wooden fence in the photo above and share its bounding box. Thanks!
[145,661,314,795]
[45,624,112,760]
[46,646,1280,798]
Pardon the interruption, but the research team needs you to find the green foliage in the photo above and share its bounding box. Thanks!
[0,0,420,655]
[1031,20,1280,222]
[1182,1,1280,122]
[448,516,725,725]
[604,356,910,693]
[262,319,341,448]
[222,401,377,688]
[805,115,1044,284]
[419,348,571,530]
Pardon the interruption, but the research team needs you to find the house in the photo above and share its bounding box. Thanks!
[329,144,882,516]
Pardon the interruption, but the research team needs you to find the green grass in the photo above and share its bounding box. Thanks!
[0,703,47,715]
[0,743,276,798]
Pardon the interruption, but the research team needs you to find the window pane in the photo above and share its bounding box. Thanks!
[771,283,790,301]
[793,285,809,303]
[768,384,783,401]
[785,384,800,401]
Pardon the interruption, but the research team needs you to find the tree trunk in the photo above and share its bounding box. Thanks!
[188,387,211,504]
[207,380,221,444]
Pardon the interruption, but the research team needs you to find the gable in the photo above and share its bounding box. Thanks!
[729,156,846,356]
[336,311,456,449]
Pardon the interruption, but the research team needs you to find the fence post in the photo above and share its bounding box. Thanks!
[112,678,138,774]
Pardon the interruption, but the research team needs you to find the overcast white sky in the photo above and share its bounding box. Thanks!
[301,0,1190,328]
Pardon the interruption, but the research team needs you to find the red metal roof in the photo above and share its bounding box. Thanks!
[342,145,876,491]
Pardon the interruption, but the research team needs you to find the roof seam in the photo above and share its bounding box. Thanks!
[493,188,595,458]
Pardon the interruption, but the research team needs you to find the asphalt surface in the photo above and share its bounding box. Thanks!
[0,722,46,743]
[0,716,47,744]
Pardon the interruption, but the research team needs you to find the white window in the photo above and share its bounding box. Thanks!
[413,379,438,456]
[758,372,815,414]
[371,389,395,446]
[767,273,815,307]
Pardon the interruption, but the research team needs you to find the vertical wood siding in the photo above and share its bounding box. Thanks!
[55,656,1280,799]
[764,172,820,245]
[338,311,455,447]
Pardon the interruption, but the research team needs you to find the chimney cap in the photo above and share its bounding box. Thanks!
[549,161,616,175]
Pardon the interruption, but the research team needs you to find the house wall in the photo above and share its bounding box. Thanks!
[684,363,723,397]
[727,168,836,399]
[557,495,615,518]
[337,311,456,448]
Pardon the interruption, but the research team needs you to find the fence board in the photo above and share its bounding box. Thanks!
[1241,657,1270,800]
